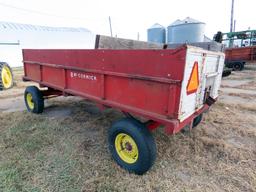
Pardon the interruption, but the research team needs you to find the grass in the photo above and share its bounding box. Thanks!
[0,67,255,191]
[0,101,255,192]
[0,113,82,192]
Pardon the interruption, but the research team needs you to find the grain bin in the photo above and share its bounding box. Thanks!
[147,23,166,44]
[167,17,205,44]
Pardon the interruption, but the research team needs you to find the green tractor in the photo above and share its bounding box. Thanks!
[0,62,14,91]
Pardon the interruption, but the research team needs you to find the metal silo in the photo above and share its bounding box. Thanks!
[167,17,205,44]
[147,23,166,44]
[167,19,181,43]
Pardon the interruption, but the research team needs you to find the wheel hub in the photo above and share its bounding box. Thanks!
[115,133,139,164]
[125,142,133,151]
[26,93,34,110]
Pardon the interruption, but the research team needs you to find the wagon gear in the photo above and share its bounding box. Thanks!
[22,44,224,174]
[0,62,13,90]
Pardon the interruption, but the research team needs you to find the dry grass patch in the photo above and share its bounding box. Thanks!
[0,100,255,192]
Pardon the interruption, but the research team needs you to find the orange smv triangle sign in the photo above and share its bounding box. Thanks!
[186,61,199,95]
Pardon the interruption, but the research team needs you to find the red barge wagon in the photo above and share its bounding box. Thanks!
[225,46,256,70]
[22,45,225,174]
[225,45,256,62]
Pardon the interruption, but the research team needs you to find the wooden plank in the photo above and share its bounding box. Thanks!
[95,35,164,49]
[168,42,225,52]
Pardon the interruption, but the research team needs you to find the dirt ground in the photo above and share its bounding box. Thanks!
[0,66,255,192]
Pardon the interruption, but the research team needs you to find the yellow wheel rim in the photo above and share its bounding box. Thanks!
[1,65,12,89]
[115,133,139,164]
[26,93,34,110]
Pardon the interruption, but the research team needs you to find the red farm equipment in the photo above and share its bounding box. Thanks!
[225,46,256,70]
[22,45,225,174]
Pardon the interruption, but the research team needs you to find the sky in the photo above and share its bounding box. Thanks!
[0,0,255,41]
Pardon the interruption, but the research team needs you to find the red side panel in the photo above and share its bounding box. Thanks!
[105,76,169,115]
[67,70,102,98]
[23,49,186,80]
[25,63,41,80]
[42,67,65,89]
[23,48,188,130]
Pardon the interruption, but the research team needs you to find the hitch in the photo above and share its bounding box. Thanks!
[206,96,216,106]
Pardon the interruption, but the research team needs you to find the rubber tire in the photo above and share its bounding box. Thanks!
[222,69,232,77]
[193,114,203,128]
[233,63,243,71]
[24,86,44,114]
[108,118,156,175]
[0,62,14,90]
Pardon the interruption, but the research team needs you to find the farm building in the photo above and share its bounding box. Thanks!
[0,21,95,67]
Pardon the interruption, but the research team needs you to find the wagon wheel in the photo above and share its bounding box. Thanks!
[0,62,14,90]
[193,114,203,128]
[233,63,243,71]
[24,86,44,114]
[108,118,156,175]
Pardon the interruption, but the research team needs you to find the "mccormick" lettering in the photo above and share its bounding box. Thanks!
[70,72,97,81]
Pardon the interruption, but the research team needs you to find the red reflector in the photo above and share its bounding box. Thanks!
[187,61,199,95]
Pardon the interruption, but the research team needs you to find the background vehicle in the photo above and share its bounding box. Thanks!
[0,62,13,90]
[225,46,256,70]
